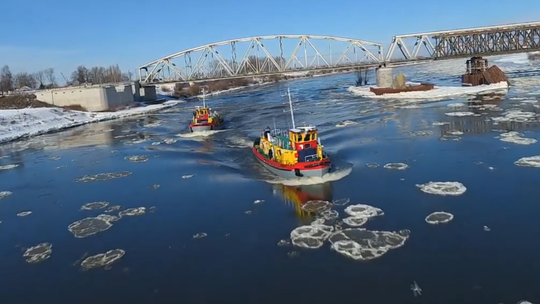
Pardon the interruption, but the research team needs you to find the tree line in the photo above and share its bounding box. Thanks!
[0,64,133,94]
[1,65,57,93]
[69,64,132,86]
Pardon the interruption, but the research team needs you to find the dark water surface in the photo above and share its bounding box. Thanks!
[1,55,540,304]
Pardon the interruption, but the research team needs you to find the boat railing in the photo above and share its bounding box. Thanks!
[270,128,289,137]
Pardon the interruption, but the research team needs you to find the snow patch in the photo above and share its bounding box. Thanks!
[0,100,182,144]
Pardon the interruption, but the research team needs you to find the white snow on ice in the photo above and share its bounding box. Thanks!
[0,100,182,144]
[347,82,508,101]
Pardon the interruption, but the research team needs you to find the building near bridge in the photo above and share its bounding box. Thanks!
[33,82,158,111]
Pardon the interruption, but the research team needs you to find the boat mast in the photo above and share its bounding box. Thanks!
[201,87,207,108]
[287,87,296,129]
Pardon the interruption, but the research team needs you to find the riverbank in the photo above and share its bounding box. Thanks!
[0,100,183,144]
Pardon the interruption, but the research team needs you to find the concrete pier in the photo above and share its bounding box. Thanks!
[376,67,393,88]
[35,84,134,111]
[34,82,159,111]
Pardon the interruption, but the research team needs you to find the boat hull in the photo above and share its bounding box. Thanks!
[189,121,223,132]
[252,145,331,179]
[369,83,434,95]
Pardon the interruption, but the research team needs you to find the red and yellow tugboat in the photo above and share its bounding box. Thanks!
[252,88,331,178]
[189,88,223,132]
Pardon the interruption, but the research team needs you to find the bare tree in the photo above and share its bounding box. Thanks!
[88,66,103,84]
[43,68,57,87]
[0,65,13,93]
[13,72,37,89]
[71,65,90,85]
[106,64,123,83]
[34,70,45,86]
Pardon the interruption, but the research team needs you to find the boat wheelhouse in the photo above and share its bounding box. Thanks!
[252,88,331,178]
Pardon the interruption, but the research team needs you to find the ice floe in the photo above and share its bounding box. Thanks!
[302,200,332,212]
[76,171,132,182]
[81,249,125,270]
[336,120,357,127]
[383,162,409,170]
[0,191,12,200]
[498,131,537,145]
[515,155,540,167]
[125,155,149,162]
[445,111,475,117]
[425,211,454,224]
[318,209,339,222]
[329,228,410,261]
[342,204,384,227]
[81,201,109,211]
[446,130,463,136]
[104,205,122,213]
[118,207,146,217]
[23,242,52,263]
[416,181,467,196]
[290,224,334,249]
[68,214,119,238]
[0,164,18,170]
[193,232,207,239]
[347,82,508,101]
[491,109,537,123]
[344,204,384,218]
[277,239,290,246]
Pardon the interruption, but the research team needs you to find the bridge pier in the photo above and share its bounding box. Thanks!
[376,67,393,88]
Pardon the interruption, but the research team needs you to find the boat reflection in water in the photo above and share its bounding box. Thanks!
[272,182,333,223]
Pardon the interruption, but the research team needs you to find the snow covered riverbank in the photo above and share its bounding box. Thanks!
[0,100,183,144]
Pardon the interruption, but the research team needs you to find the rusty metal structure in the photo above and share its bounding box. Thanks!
[386,21,540,61]
[461,57,508,86]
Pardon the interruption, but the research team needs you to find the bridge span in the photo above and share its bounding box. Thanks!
[139,21,540,84]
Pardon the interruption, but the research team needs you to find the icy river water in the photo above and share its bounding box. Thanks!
[1,54,540,304]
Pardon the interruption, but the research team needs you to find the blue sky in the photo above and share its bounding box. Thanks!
[1,0,539,80]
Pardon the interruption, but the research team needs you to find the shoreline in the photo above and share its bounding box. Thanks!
[156,80,276,100]
[0,100,184,145]
[0,74,327,146]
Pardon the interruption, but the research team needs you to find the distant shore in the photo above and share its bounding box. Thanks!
[155,69,361,100]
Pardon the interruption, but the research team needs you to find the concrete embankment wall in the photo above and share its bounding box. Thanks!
[34,83,158,111]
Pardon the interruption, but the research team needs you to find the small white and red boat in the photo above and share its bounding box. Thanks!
[189,88,223,132]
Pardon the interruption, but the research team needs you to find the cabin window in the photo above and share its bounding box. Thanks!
[304,143,311,148]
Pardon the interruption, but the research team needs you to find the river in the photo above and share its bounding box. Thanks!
[1,54,540,304]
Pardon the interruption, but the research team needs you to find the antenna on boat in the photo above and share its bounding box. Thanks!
[287,87,296,129]
[200,86,208,108]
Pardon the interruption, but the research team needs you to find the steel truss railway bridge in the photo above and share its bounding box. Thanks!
[138,21,540,84]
